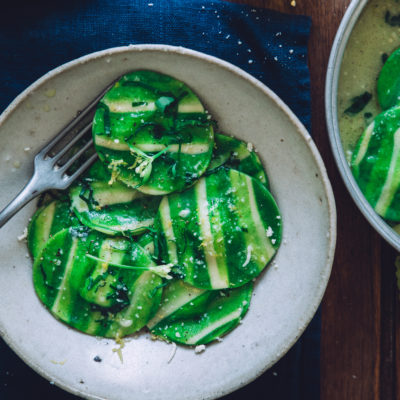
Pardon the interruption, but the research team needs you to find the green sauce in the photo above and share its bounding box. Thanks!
[338,0,400,161]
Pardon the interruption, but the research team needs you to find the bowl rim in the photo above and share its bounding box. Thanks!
[325,0,400,250]
[0,44,336,399]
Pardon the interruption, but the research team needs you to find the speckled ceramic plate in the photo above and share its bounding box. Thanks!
[0,45,336,400]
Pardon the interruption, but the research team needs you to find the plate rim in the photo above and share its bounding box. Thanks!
[0,44,336,399]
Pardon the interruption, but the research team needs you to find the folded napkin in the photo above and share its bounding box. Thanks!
[0,1,314,399]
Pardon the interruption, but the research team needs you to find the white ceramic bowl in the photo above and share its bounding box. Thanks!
[325,0,400,250]
[0,45,336,400]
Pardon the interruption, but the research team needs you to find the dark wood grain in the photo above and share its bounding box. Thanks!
[229,1,400,399]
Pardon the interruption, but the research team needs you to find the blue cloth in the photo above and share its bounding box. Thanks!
[0,1,316,399]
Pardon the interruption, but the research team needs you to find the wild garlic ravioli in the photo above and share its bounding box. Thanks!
[208,132,269,188]
[139,234,253,345]
[93,70,214,195]
[148,280,253,346]
[28,200,80,259]
[155,168,281,290]
[28,70,282,345]
[351,106,400,221]
[33,228,163,338]
[70,160,160,235]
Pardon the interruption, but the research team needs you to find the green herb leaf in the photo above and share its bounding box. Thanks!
[155,96,175,113]
[97,103,111,136]
[107,279,130,307]
[149,281,169,298]
[344,92,372,115]
[128,144,171,183]
[78,182,99,210]
[131,101,147,107]
[85,254,174,279]
[385,11,400,27]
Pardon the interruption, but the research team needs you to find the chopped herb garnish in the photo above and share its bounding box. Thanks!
[183,171,199,185]
[344,92,372,115]
[128,144,171,183]
[95,315,113,329]
[86,276,94,291]
[134,122,165,141]
[155,96,175,113]
[170,142,182,179]
[39,264,56,291]
[169,264,185,280]
[152,124,164,140]
[155,91,188,115]
[85,254,173,279]
[131,101,147,107]
[175,115,210,129]
[97,103,111,136]
[40,264,48,282]
[86,272,109,293]
[78,182,99,210]
[385,11,400,26]
[149,281,169,298]
[107,279,130,307]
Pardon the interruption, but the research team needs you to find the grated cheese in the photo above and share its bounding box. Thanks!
[167,342,177,364]
[17,227,28,242]
[194,344,206,354]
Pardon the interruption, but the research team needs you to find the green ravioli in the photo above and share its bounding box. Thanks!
[93,70,214,195]
[141,228,253,346]
[378,47,400,110]
[136,231,157,257]
[155,168,281,290]
[208,132,269,187]
[33,227,163,338]
[148,280,253,345]
[351,106,400,221]
[70,160,160,235]
[28,200,80,259]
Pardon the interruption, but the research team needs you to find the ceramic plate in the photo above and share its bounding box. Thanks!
[0,45,336,400]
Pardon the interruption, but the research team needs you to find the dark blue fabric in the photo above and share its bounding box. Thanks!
[0,1,317,399]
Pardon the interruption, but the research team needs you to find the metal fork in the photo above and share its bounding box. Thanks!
[0,80,116,228]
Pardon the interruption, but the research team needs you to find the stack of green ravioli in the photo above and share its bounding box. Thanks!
[28,70,282,345]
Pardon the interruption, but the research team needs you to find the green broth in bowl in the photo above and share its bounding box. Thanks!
[337,0,400,232]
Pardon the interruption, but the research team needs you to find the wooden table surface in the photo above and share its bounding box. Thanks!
[231,1,400,399]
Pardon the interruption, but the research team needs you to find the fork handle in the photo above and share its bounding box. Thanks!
[0,177,43,228]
